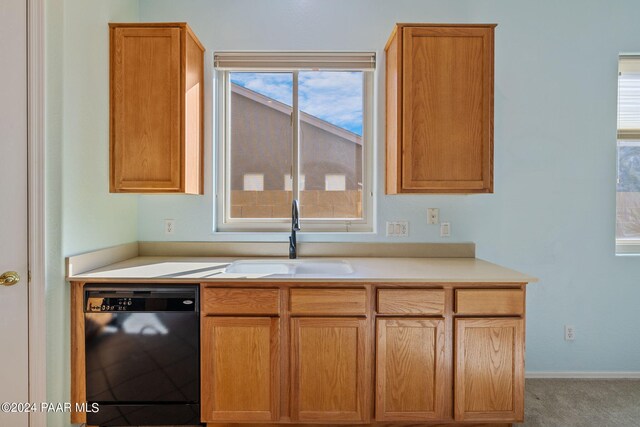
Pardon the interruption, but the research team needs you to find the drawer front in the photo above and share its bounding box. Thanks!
[202,288,280,315]
[455,289,524,316]
[290,289,367,316]
[377,289,445,315]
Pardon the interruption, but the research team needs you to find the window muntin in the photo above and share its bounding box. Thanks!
[216,53,374,232]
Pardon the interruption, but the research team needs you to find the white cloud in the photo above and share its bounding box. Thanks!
[231,71,363,135]
[299,72,363,134]
[231,72,293,106]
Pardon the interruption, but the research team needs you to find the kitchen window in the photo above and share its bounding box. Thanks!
[616,55,640,253]
[215,52,375,232]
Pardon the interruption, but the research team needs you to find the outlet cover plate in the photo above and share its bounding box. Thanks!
[386,221,409,237]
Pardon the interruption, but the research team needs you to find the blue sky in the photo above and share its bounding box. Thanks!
[231,71,363,135]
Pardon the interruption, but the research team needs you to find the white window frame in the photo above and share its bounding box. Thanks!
[215,52,375,232]
[616,54,640,254]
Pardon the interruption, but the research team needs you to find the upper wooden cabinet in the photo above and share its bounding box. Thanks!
[385,24,496,194]
[109,23,204,193]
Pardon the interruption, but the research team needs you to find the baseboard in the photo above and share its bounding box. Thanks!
[526,371,640,379]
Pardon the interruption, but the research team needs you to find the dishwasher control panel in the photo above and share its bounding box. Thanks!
[86,297,136,312]
[84,286,198,313]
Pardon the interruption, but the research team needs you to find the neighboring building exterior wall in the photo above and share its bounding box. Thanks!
[299,120,363,191]
[230,87,293,191]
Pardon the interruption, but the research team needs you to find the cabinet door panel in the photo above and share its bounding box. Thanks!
[291,318,369,422]
[455,318,524,422]
[386,25,494,194]
[202,317,279,422]
[376,318,449,421]
[111,27,182,191]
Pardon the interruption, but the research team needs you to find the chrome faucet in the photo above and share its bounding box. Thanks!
[289,199,300,259]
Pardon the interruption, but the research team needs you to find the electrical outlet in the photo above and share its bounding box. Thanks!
[386,221,409,237]
[440,222,451,237]
[164,219,176,235]
[427,208,439,224]
[565,325,575,341]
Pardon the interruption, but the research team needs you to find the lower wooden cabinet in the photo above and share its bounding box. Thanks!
[194,285,528,426]
[201,317,280,422]
[454,318,524,422]
[290,317,369,422]
[375,318,449,421]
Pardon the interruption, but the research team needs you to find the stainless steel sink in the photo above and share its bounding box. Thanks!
[225,259,353,276]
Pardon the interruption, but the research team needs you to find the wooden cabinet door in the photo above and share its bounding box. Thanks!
[455,318,524,422]
[403,26,494,193]
[376,318,449,421]
[386,24,495,194]
[111,26,182,192]
[291,318,369,422]
[201,317,280,422]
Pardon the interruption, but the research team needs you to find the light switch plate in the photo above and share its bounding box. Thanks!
[386,221,409,237]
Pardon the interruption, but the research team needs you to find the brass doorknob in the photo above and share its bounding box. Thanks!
[1,271,20,286]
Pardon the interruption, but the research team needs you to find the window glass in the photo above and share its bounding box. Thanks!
[617,142,640,239]
[229,72,292,219]
[243,174,264,191]
[299,71,364,219]
[325,174,346,191]
[284,174,305,191]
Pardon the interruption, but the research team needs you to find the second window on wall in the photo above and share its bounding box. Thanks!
[215,52,375,232]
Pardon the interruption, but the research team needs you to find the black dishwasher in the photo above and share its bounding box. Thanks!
[84,285,200,426]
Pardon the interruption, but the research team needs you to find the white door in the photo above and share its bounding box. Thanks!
[0,0,30,425]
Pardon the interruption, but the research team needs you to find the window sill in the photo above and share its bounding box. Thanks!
[212,230,376,236]
[615,240,640,255]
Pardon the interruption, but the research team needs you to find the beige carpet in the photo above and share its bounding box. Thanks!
[516,379,640,426]
[144,379,640,427]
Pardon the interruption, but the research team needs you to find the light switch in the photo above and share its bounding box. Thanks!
[386,221,409,237]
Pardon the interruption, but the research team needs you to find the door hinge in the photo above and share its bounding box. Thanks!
[28,270,32,283]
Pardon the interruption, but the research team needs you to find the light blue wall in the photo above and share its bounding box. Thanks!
[46,1,139,425]
[61,0,139,256]
[136,0,640,372]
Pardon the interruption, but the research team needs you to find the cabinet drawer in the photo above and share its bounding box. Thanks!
[202,288,280,315]
[455,289,524,316]
[290,289,367,316]
[377,289,445,315]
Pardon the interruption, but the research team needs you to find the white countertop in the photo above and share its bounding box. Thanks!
[66,256,537,283]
